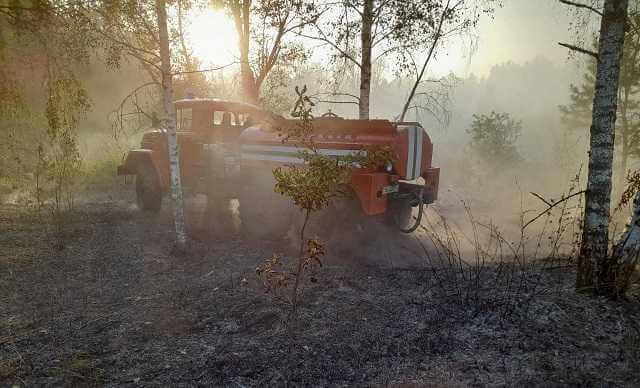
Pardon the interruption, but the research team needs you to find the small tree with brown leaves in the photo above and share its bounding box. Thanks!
[256,85,360,316]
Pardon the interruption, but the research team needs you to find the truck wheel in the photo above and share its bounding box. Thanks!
[239,175,294,241]
[388,198,413,230]
[136,164,162,212]
[286,192,369,255]
[204,191,237,236]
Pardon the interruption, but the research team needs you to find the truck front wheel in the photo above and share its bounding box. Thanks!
[136,164,162,212]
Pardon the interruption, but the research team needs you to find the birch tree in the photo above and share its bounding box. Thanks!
[559,5,640,190]
[301,0,403,119]
[85,0,191,249]
[560,0,629,295]
[304,0,499,120]
[155,0,187,250]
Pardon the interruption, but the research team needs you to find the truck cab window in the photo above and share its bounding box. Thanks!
[177,108,192,130]
[233,113,245,126]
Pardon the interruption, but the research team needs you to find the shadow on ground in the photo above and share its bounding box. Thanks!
[1,189,639,386]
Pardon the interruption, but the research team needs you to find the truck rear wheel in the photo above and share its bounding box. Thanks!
[136,164,162,212]
[285,192,370,255]
[387,198,414,231]
[239,175,294,241]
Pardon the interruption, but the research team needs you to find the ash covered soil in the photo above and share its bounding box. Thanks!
[1,184,640,387]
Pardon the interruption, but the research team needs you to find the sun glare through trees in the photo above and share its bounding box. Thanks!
[1,0,640,386]
[188,9,238,67]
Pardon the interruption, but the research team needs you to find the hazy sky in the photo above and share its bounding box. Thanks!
[189,0,587,78]
[436,0,581,77]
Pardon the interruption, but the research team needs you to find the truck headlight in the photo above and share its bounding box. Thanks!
[385,162,393,173]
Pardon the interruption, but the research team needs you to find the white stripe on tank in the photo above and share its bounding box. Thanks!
[241,144,365,157]
[415,126,423,178]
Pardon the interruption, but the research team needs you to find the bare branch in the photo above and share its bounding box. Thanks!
[298,32,361,68]
[316,100,359,105]
[93,27,160,61]
[398,0,451,122]
[171,62,238,76]
[558,0,603,16]
[523,190,586,230]
[558,42,600,59]
[113,81,159,138]
[310,92,360,101]
[530,192,553,207]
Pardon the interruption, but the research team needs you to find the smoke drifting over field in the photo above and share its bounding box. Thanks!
[70,0,603,264]
[298,57,588,261]
[295,1,596,254]
[89,61,591,265]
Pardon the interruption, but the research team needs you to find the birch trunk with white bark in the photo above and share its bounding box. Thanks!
[358,0,373,120]
[156,0,187,250]
[577,0,628,294]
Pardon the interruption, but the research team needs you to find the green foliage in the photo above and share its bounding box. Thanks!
[259,85,357,316]
[32,77,90,241]
[0,0,94,209]
[467,111,522,167]
[361,144,394,170]
[262,85,401,317]
[46,77,92,139]
[311,0,499,81]
[0,73,29,195]
[273,85,357,211]
[272,86,395,213]
[81,144,124,186]
[273,150,351,212]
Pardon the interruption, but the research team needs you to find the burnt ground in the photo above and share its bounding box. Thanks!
[1,184,640,387]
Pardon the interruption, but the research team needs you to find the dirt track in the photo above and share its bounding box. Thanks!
[1,185,640,387]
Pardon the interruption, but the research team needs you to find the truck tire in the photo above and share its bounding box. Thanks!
[387,198,414,231]
[239,174,294,241]
[204,189,237,236]
[285,191,369,254]
[136,164,162,212]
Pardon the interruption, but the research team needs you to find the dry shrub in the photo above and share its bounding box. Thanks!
[620,323,640,361]
[0,358,18,380]
[417,172,584,321]
[256,238,324,316]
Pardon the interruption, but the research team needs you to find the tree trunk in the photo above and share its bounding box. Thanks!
[233,0,260,105]
[358,0,373,120]
[577,0,628,295]
[242,66,260,104]
[240,45,259,104]
[156,0,187,250]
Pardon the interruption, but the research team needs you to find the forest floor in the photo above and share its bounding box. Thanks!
[1,183,640,387]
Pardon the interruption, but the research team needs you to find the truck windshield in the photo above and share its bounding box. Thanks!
[177,108,192,130]
[213,111,244,128]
